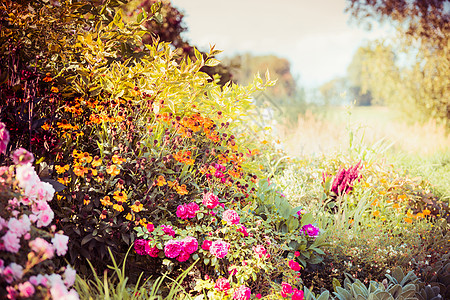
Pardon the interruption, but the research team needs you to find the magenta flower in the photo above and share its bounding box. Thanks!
[214,277,231,292]
[202,192,219,209]
[281,282,293,297]
[292,289,305,300]
[201,240,212,251]
[237,225,249,237]
[11,148,34,165]
[252,245,267,258]
[210,240,230,258]
[288,259,302,271]
[134,239,147,255]
[164,239,183,258]
[176,249,190,262]
[222,209,240,225]
[161,225,175,237]
[0,122,10,155]
[331,162,361,196]
[182,236,198,254]
[301,224,320,238]
[186,202,199,218]
[176,204,189,219]
[233,285,251,300]
[146,223,155,232]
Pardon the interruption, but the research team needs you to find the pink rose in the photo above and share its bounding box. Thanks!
[288,260,301,272]
[134,239,147,255]
[186,202,199,218]
[222,209,240,225]
[146,223,154,232]
[237,225,249,237]
[145,244,160,257]
[201,240,212,251]
[161,225,176,237]
[15,164,40,191]
[281,282,293,297]
[233,285,251,300]
[214,277,231,292]
[29,237,55,259]
[164,239,183,258]
[52,233,69,256]
[2,231,21,253]
[64,265,76,287]
[202,192,219,209]
[36,208,54,228]
[209,240,230,258]
[292,289,305,300]
[0,122,9,155]
[18,281,35,298]
[177,249,190,262]
[176,204,189,219]
[12,148,34,165]
[182,236,198,254]
[252,245,267,258]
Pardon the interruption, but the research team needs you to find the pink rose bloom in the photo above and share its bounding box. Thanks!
[292,289,305,300]
[164,239,183,258]
[202,192,219,209]
[161,225,175,237]
[201,240,212,251]
[52,233,69,256]
[176,204,189,219]
[182,236,198,254]
[176,249,190,262]
[18,281,35,298]
[237,225,249,237]
[233,285,251,300]
[214,170,224,178]
[288,260,301,272]
[8,216,30,237]
[12,148,34,165]
[2,231,21,253]
[146,223,154,232]
[186,202,199,218]
[32,200,51,214]
[145,244,160,257]
[301,224,320,238]
[252,245,267,258]
[29,274,48,286]
[64,265,76,287]
[214,277,231,292]
[222,209,240,225]
[281,282,293,297]
[0,122,9,155]
[9,262,23,280]
[36,208,54,228]
[2,267,15,283]
[29,237,55,259]
[134,239,147,255]
[209,240,230,258]
[15,163,40,190]
[228,265,237,276]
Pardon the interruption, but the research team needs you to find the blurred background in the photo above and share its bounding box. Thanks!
[123,0,449,158]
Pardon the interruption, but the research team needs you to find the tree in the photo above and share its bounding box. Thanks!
[345,0,450,127]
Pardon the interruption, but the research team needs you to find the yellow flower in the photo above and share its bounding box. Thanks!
[113,204,124,212]
[106,165,120,176]
[112,155,126,165]
[130,201,143,213]
[55,164,69,174]
[156,175,167,186]
[92,156,102,167]
[100,196,113,206]
[113,191,127,202]
[51,86,59,93]
[41,123,51,131]
[125,213,135,221]
[80,152,93,164]
[393,203,400,209]
[57,177,71,185]
[43,73,53,82]
[73,165,88,177]
[176,184,188,195]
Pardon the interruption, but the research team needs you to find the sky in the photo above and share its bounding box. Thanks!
[171,0,392,88]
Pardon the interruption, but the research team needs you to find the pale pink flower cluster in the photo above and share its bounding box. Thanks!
[233,285,251,300]
[164,236,198,262]
[209,240,231,259]
[0,130,78,299]
[0,122,9,154]
[202,192,219,209]
[222,209,240,225]
[252,244,267,258]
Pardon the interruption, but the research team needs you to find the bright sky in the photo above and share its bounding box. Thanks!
[171,0,392,88]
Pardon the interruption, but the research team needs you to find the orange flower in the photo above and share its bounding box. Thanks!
[423,209,431,216]
[130,201,143,213]
[100,196,113,206]
[80,152,93,164]
[84,198,90,205]
[404,217,413,223]
[393,203,401,209]
[43,73,53,82]
[416,213,425,218]
[72,149,82,158]
[176,184,189,195]
[113,191,127,202]
[372,210,380,217]
[106,165,120,176]
[89,114,102,124]
[51,86,59,93]
[92,156,102,167]
[55,164,69,174]
[57,176,71,185]
[41,123,51,131]
[73,165,88,177]
[157,175,167,186]
[113,203,124,212]
[125,213,135,221]
[112,155,126,165]
[167,180,178,189]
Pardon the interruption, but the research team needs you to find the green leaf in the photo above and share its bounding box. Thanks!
[205,58,220,67]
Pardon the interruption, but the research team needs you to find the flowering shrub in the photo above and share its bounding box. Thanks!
[0,124,78,299]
